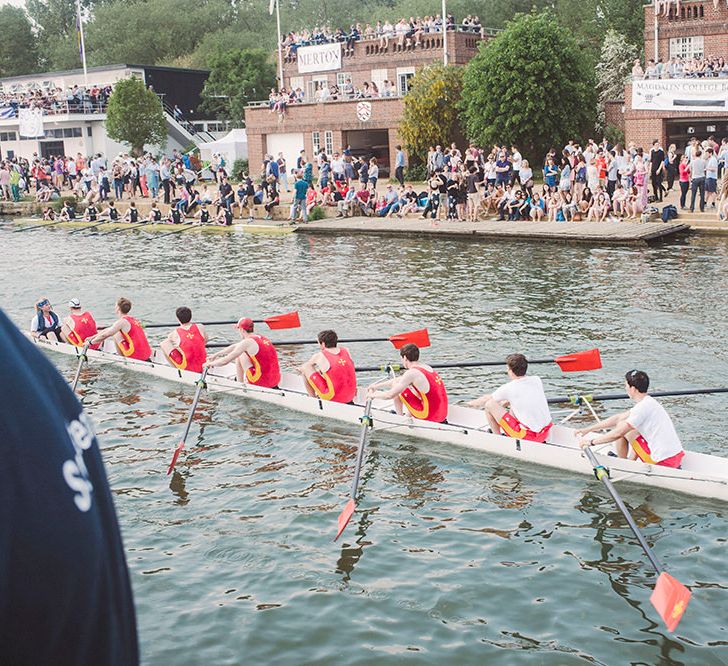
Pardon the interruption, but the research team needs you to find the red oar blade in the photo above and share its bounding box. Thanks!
[264,311,301,330]
[389,328,430,350]
[554,348,602,372]
[650,571,692,632]
[334,498,356,541]
[167,440,185,475]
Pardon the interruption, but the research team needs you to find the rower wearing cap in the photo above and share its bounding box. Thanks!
[30,298,62,341]
[298,329,357,403]
[203,317,281,387]
[577,369,685,468]
[61,298,98,349]
[89,297,152,361]
[160,307,208,373]
[367,343,448,422]
[468,353,553,442]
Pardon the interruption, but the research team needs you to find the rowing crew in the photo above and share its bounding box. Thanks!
[31,297,685,469]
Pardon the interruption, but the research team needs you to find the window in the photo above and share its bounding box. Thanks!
[396,67,415,95]
[290,76,304,92]
[312,131,321,154]
[87,127,92,136]
[371,69,388,90]
[0,131,17,141]
[336,72,352,87]
[45,128,64,138]
[669,36,704,60]
[63,127,82,137]
[307,76,328,100]
[324,130,334,155]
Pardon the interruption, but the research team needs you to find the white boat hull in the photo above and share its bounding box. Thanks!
[27,334,728,502]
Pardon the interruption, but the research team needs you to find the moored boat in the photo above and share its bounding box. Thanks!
[27,333,728,502]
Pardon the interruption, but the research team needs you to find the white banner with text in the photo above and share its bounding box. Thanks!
[632,79,728,111]
[297,42,341,74]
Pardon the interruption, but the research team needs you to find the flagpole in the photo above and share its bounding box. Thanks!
[442,0,448,66]
[275,0,284,88]
[76,0,88,87]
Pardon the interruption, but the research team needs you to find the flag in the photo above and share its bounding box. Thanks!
[650,572,692,632]
[0,106,15,119]
[269,0,275,15]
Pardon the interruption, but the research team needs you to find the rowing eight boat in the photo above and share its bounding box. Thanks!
[28,334,728,502]
[5,218,296,235]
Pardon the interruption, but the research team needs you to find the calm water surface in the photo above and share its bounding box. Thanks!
[2,224,728,665]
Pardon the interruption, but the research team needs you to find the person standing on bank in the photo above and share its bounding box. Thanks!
[0,307,139,665]
[689,149,707,213]
[395,145,406,187]
[649,139,665,202]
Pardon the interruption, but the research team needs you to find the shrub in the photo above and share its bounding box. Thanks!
[232,158,249,181]
[308,205,326,221]
[405,164,428,183]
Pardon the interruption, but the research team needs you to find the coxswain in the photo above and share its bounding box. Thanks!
[61,298,98,348]
[84,202,98,222]
[203,317,281,387]
[122,201,139,224]
[42,207,56,221]
[468,353,553,442]
[367,343,448,422]
[297,329,356,403]
[30,297,62,341]
[577,369,685,468]
[59,200,76,221]
[147,202,162,223]
[89,297,152,361]
[194,202,211,225]
[215,206,233,226]
[160,306,208,373]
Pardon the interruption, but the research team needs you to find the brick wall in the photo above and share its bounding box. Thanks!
[604,100,626,134]
[643,2,728,62]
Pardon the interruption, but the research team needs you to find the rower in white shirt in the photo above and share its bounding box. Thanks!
[577,370,685,468]
[468,353,553,443]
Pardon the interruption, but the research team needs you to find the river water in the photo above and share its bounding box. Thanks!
[2,225,728,665]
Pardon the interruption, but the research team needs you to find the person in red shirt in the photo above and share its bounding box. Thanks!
[203,317,281,388]
[160,306,208,373]
[89,297,151,361]
[367,343,448,423]
[298,329,357,403]
[61,298,98,349]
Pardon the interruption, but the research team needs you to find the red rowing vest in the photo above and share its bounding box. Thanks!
[244,334,281,388]
[170,323,206,373]
[117,315,151,361]
[67,311,99,349]
[311,347,357,403]
[400,366,448,423]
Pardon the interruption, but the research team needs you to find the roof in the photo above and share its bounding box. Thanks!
[0,63,209,85]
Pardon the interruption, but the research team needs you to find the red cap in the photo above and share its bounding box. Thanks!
[234,317,254,331]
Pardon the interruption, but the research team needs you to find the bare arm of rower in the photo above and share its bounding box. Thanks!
[578,419,632,449]
[90,319,125,344]
[203,341,244,367]
[368,369,418,400]
[296,350,326,376]
[575,410,629,437]
[466,393,493,408]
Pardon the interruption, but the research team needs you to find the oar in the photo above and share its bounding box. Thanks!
[270,328,430,349]
[98,220,151,236]
[581,445,691,631]
[70,341,91,393]
[167,368,210,474]
[357,348,602,373]
[13,218,67,233]
[335,399,374,541]
[155,224,196,238]
[549,386,728,405]
[68,219,114,234]
[146,310,301,330]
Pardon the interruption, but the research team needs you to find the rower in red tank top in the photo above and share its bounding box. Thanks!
[368,343,449,423]
[61,298,99,349]
[89,297,152,361]
[204,317,281,388]
[298,329,357,403]
[161,306,208,373]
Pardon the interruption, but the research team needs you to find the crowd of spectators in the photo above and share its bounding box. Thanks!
[0,84,113,116]
[632,55,728,79]
[282,14,484,59]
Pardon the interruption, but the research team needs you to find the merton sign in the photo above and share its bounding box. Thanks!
[633,79,728,111]
[297,43,342,74]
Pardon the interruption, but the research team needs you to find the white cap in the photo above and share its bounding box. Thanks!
[68,298,81,308]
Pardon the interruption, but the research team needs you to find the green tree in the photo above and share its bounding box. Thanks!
[595,29,638,131]
[399,64,464,164]
[200,49,277,122]
[598,0,646,51]
[460,11,596,162]
[0,7,40,77]
[105,77,167,156]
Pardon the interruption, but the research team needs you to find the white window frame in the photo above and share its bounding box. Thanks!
[371,68,388,90]
[307,76,328,101]
[312,131,321,154]
[336,72,352,87]
[396,67,415,95]
[290,76,304,92]
[669,36,704,60]
[324,131,334,155]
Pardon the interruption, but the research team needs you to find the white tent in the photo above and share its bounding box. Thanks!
[199,129,248,170]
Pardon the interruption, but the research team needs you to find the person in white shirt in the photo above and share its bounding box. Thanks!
[510,146,522,185]
[468,353,553,442]
[577,370,685,468]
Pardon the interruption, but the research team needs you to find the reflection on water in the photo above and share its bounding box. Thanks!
[3,228,728,663]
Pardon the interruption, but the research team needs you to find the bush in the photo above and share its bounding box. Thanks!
[405,164,428,183]
[53,195,78,212]
[232,158,249,181]
[604,123,625,147]
[308,205,326,221]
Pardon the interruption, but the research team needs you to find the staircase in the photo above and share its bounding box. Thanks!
[161,101,217,150]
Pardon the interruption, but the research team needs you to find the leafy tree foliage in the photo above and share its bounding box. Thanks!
[595,29,638,130]
[200,49,277,121]
[399,64,464,163]
[105,77,167,156]
[0,7,39,77]
[461,11,596,162]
